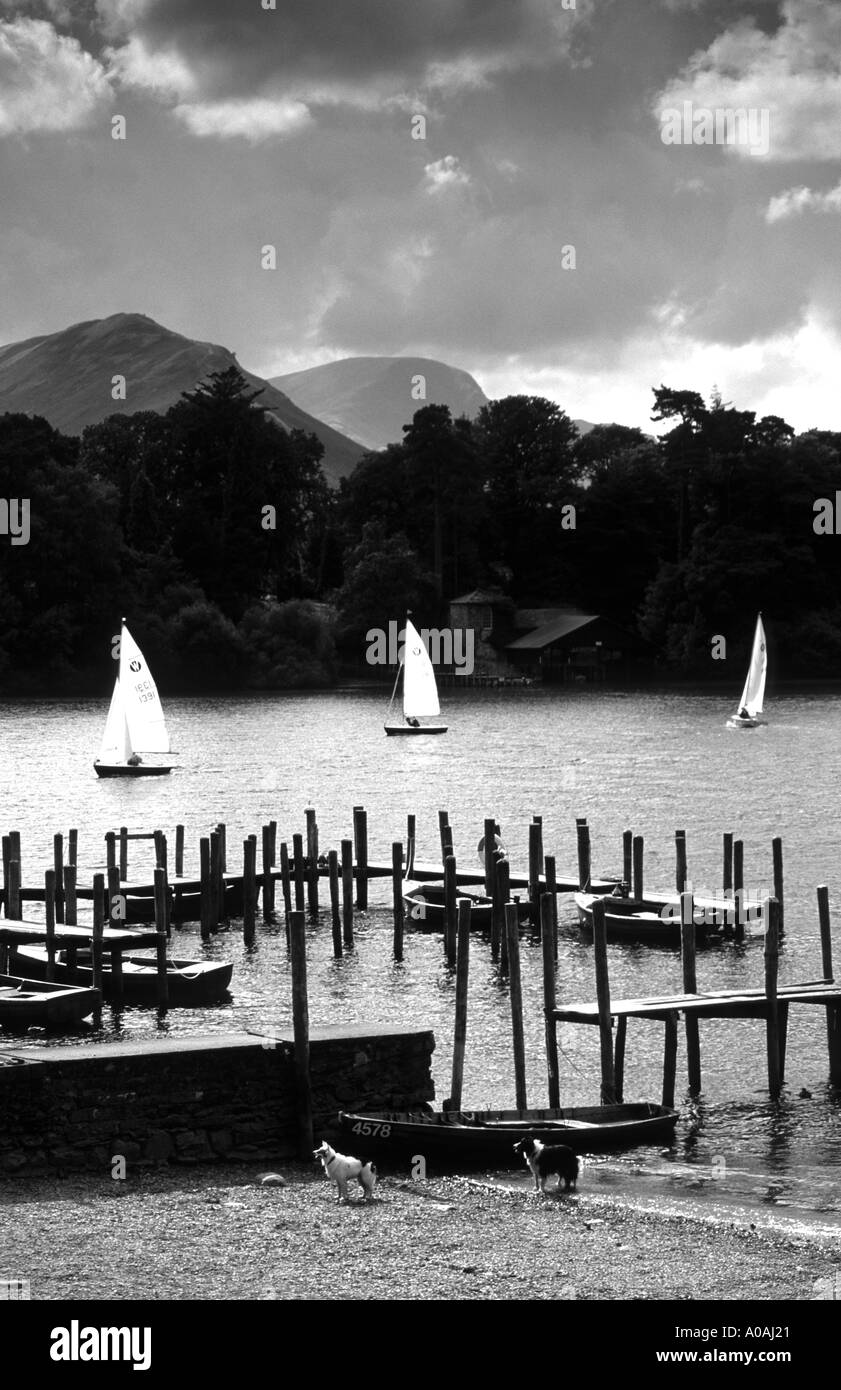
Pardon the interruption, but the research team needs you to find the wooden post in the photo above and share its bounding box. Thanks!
[544,854,559,961]
[8,831,21,884]
[154,867,169,1011]
[279,842,292,921]
[438,810,450,863]
[68,828,78,868]
[681,891,702,1095]
[262,824,275,918]
[329,849,342,957]
[153,830,166,873]
[243,838,257,945]
[7,858,20,921]
[483,817,497,896]
[675,830,687,895]
[662,1012,678,1109]
[492,855,508,962]
[450,899,471,1110]
[199,836,212,940]
[341,839,354,948]
[107,862,124,1004]
[289,910,314,1158]
[444,855,457,967]
[406,814,416,877]
[209,830,221,928]
[772,837,784,935]
[292,833,305,913]
[305,807,319,915]
[91,873,104,1018]
[53,834,64,924]
[1,835,9,916]
[63,864,77,926]
[576,819,591,892]
[175,825,185,879]
[44,870,56,982]
[528,821,542,921]
[106,831,116,876]
[614,1016,627,1104]
[820,888,841,1084]
[506,903,528,1111]
[352,806,368,910]
[541,893,560,1109]
[216,823,227,873]
[622,830,632,890]
[119,826,128,882]
[723,832,733,894]
[764,897,781,1099]
[591,897,616,1104]
[392,842,405,961]
[734,839,745,941]
[632,835,644,901]
[442,824,454,862]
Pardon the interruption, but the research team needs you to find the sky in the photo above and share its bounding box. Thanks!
[1,0,840,433]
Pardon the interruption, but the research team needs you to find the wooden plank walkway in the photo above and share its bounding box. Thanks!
[0,919,156,947]
[554,979,841,1023]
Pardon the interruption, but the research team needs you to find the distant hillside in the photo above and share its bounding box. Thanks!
[272,355,490,452]
[0,313,364,485]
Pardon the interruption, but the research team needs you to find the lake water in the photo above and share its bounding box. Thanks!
[1,685,840,1237]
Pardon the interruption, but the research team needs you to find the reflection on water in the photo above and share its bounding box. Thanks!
[1,685,840,1222]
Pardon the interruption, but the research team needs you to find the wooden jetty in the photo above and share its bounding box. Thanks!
[542,891,841,1103]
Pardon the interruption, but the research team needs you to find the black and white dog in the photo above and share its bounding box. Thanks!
[313,1141,377,1202]
[513,1137,579,1193]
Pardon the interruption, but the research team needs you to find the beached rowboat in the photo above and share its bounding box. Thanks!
[12,946,232,1006]
[0,974,100,1028]
[339,1102,678,1160]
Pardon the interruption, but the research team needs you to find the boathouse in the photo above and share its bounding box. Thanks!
[505,609,646,683]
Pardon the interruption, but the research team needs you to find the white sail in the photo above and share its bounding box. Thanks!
[99,679,131,762]
[402,619,441,718]
[736,615,767,717]
[119,623,171,753]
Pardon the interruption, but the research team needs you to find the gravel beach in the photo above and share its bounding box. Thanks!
[1,1162,837,1302]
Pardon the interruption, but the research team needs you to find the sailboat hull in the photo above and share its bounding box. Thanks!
[384,724,448,736]
[94,762,173,777]
[726,717,764,730]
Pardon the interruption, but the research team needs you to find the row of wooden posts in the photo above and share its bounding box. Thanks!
[2,811,786,953]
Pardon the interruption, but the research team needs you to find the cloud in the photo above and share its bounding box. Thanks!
[104,34,196,99]
[0,16,111,135]
[654,0,841,161]
[173,97,312,142]
[766,180,841,222]
[424,156,471,195]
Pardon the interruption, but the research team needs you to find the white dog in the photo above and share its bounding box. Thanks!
[313,1141,376,1202]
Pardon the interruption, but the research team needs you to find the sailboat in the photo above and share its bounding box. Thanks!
[384,617,448,736]
[727,613,767,729]
[94,620,174,776]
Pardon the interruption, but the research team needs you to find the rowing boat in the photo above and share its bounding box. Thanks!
[339,1102,678,1159]
[0,974,100,1028]
[402,882,532,930]
[12,945,232,1006]
[574,892,763,945]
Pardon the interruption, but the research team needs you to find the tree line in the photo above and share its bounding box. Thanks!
[1,369,839,691]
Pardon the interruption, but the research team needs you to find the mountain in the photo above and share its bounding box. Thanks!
[0,313,365,485]
[271,355,490,452]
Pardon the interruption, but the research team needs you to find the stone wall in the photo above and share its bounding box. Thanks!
[0,1024,435,1176]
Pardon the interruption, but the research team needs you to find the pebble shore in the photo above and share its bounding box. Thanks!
[1,1163,837,1301]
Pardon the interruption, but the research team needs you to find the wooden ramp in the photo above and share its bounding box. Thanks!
[554,979,841,1023]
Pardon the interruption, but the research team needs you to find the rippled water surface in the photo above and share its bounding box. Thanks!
[1,685,840,1226]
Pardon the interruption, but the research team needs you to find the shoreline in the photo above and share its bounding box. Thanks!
[1,1160,837,1302]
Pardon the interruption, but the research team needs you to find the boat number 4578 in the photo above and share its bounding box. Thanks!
[350,1122,392,1137]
